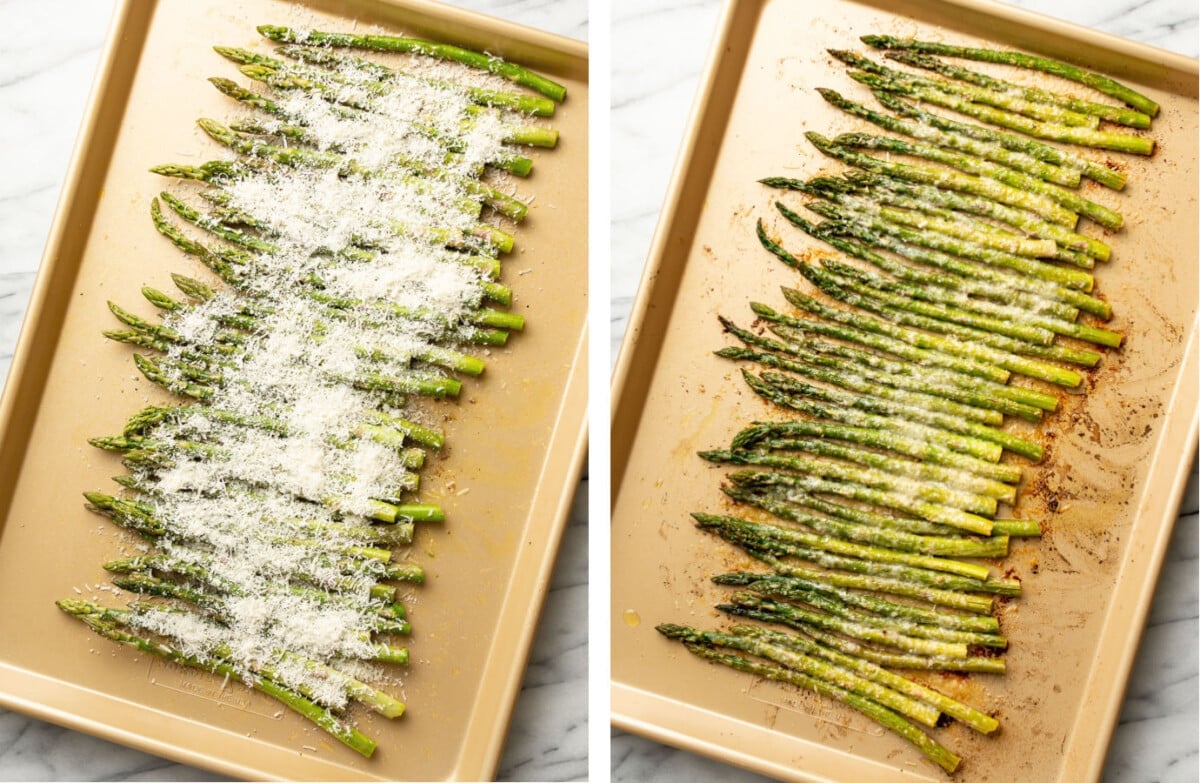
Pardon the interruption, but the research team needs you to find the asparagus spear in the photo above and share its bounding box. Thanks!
[725,441,1005,532]
[741,482,959,537]
[731,578,1007,649]
[795,622,1007,673]
[861,35,1161,117]
[723,484,1009,557]
[837,205,1062,262]
[775,198,1081,323]
[216,46,560,148]
[125,343,461,405]
[752,299,1011,387]
[805,132,1079,226]
[830,131,1124,230]
[719,344,1010,426]
[759,361,1043,461]
[717,593,969,658]
[815,256,1122,348]
[121,600,410,715]
[703,447,1003,514]
[58,600,379,757]
[783,270,1094,384]
[159,191,282,255]
[798,202,1111,319]
[761,478,1036,539]
[719,328,1045,421]
[884,49,1152,128]
[150,198,522,338]
[766,209,1123,350]
[774,206,1107,357]
[844,68,1154,155]
[740,367,1004,463]
[662,630,961,772]
[734,624,1000,734]
[195,117,529,226]
[779,172,1061,259]
[152,201,512,318]
[873,91,1128,191]
[816,87,1079,187]
[731,418,1023,484]
[828,48,1099,127]
[103,553,409,614]
[725,313,1056,413]
[122,403,286,437]
[760,220,1087,391]
[213,48,555,162]
[256,26,568,102]
[704,503,1021,595]
[209,76,536,177]
[807,170,1112,263]
[137,247,496,369]
[791,237,1059,345]
[273,43,557,116]
[118,291,481,385]
[753,550,997,614]
[112,572,414,653]
[695,507,993,568]
[657,625,943,726]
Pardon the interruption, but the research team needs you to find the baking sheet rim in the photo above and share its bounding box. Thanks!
[609,0,1199,779]
[0,0,589,779]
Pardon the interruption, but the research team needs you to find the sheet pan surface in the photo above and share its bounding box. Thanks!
[0,1,587,779]
[610,1,1197,781]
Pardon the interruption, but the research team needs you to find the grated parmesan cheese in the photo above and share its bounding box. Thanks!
[84,23,549,713]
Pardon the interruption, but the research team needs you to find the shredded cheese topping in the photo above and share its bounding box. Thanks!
[83,31,545,715]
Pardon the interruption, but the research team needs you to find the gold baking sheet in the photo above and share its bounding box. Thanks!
[610,1,1197,781]
[0,0,587,780]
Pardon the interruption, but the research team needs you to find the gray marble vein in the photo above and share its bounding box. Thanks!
[0,1,586,780]
[1001,0,1197,55]
[610,0,1199,781]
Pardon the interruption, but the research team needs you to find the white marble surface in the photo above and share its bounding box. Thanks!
[610,1,1198,781]
[0,0,586,780]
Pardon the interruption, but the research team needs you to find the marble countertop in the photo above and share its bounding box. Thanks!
[610,1,1197,782]
[0,1,585,780]
[1,0,1195,780]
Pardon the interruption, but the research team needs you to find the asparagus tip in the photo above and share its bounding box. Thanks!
[82,490,112,507]
[711,572,759,586]
[196,117,225,135]
[257,24,296,42]
[56,598,99,616]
